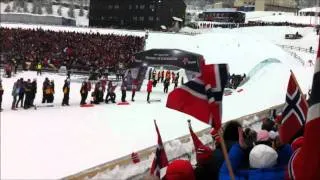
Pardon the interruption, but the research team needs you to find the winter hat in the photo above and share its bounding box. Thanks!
[257,130,270,142]
[249,144,278,169]
[196,145,213,165]
[268,131,279,140]
[261,118,275,131]
[291,137,304,152]
[165,160,195,180]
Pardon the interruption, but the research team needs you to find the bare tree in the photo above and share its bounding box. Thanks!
[68,0,75,18]
[79,0,84,16]
[45,0,53,14]
[57,5,62,16]
[4,4,11,12]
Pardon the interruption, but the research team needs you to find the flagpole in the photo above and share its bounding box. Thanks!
[218,129,236,180]
[290,70,308,105]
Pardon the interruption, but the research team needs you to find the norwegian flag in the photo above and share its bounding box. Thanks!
[288,38,320,180]
[278,72,308,144]
[150,120,169,179]
[166,64,229,130]
[188,121,213,165]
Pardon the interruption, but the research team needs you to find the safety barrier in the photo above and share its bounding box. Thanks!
[63,103,284,180]
[277,44,318,54]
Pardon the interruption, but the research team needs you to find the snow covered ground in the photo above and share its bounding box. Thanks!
[0,22,318,179]
[245,11,320,25]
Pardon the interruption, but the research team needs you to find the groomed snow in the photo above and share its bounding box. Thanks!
[0,23,317,179]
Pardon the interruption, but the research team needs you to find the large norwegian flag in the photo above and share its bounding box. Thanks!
[150,120,169,179]
[189,121,213,165]
[288,38,320,180]
[278,72,308,144]
[166,64,229,130]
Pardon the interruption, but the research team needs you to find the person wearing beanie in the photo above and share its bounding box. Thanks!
[194,145,217,180]
[261,118,276,132]
[219,128,292,180]
[165,160,195,180]
[202,121,242,180]
[256,130,272,147]
[249,144,278,168]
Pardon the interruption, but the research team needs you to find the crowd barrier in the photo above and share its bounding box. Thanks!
[62,103,285,180]
[277,44,318,54]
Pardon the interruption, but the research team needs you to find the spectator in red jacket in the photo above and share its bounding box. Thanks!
[147,80,153,103]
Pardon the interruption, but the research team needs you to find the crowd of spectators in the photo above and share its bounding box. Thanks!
[226,73,246,89]
[0,27,145,73]
[196,21,313,29]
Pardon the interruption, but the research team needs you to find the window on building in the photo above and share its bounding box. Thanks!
[156,17,159,21]
[129,4,132,10]
[108,16,113,20]
[133,16,137,21]
[139,16,144,21]
[108,5,113,9]
[114,4,119,9]
[135,4,139,9]
[140,4,145,9]
[149,4,155,9]
[148,16,154,21]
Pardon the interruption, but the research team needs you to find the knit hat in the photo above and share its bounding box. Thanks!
[268,131,279,140]
[165,160,195,180]
[249,144,278,168]
[291,137,304,152]
[257,130,270,142]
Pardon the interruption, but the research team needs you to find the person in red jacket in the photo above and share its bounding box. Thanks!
[147,80,153,103]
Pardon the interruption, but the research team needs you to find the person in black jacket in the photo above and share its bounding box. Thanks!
[194,121,242,180]
[62,79,70,106]
[163,78,170,93]
[23,79,32,109]
[0,79,3,111]
[80,81,88,105]
[16,78,25,108]
[30,79,37,107]
[42,77,50,103]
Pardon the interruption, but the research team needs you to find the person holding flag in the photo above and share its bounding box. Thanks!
[166,63,235,180]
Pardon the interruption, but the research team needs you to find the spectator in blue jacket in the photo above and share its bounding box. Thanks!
[219,128,292,180]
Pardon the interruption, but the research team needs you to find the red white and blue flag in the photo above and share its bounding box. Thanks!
[150,120,169,179]
[166,64,229,130]
[279,72,308,144]
[189,121,213,165]
[288,38,320,180]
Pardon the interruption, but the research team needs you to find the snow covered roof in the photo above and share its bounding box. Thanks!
[204,8,237,13]
[172,16,183,22]
[299,7,320,13]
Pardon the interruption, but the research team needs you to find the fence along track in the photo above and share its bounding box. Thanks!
[63,103,284,180]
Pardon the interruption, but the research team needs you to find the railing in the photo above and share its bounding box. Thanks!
[277,44,318,54]
[63,103,285,180]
